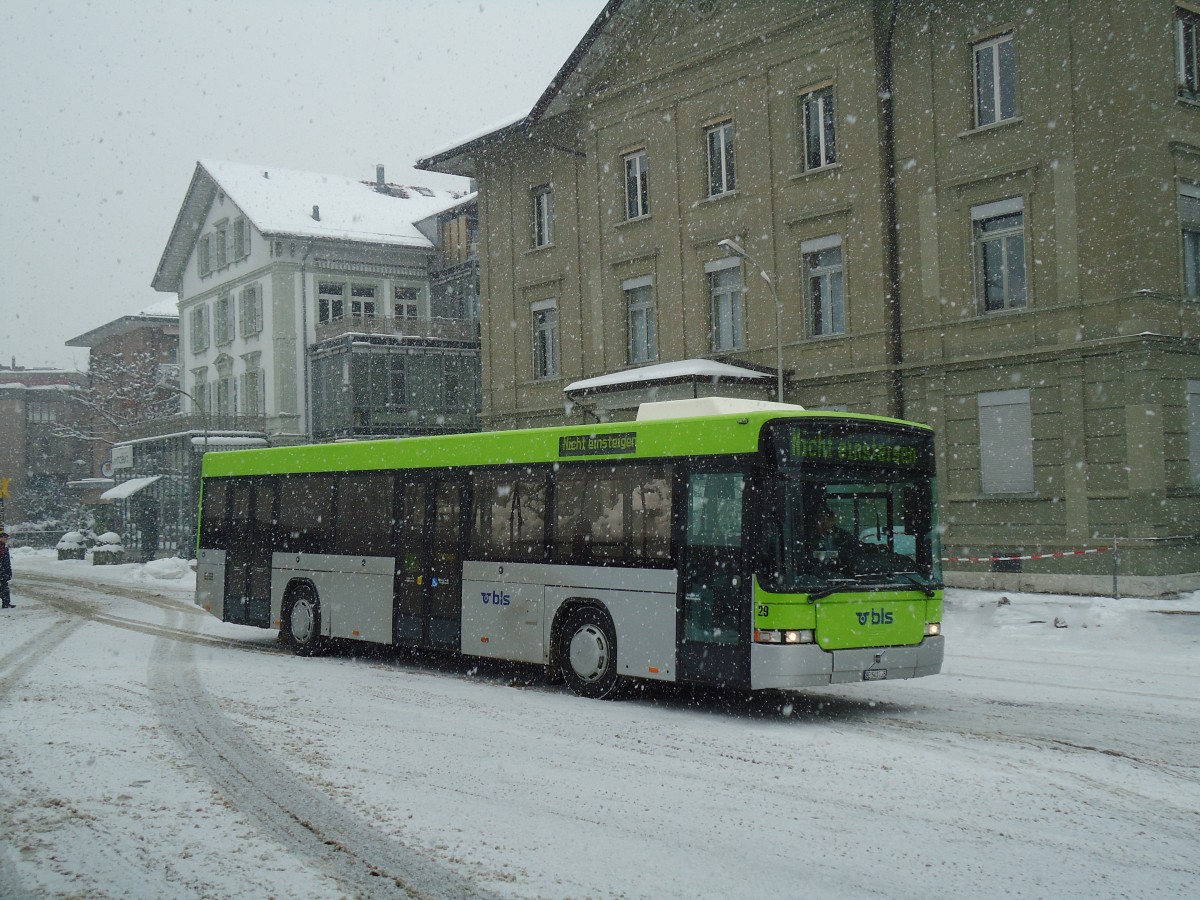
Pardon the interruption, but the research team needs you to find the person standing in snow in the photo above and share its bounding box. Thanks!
[0,530,12,609]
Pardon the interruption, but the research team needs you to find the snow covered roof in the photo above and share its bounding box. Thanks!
[100,475,162,500]
[152,160,468,292]
[416,114,529,175]
[527,0,627,123]
[140,297,179,318]
[564,359,772,395]
[635,398,805,421]
[417,1,627,176]
[65,311,178,348]
[201,160,463,244]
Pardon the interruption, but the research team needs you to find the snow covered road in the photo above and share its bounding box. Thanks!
[1,552,1198,898]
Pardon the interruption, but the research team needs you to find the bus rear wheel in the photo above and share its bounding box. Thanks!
[282,586,324,656]
[559,607,620,699]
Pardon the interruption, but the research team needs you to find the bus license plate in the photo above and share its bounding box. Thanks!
[863,669,887,681]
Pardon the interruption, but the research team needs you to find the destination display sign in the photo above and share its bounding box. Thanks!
[559,432,637,458]
[780,425,930,471]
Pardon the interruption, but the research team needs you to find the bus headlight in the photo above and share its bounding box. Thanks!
[925,622,941,636]
[755,629,815,645]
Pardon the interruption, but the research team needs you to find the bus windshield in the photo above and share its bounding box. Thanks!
[759,420,941,594]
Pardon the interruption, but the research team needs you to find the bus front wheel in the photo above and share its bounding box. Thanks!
[559,607,620,699]
[282,586,324,656]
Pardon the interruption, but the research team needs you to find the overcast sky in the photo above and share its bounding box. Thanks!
[0,0,607,371]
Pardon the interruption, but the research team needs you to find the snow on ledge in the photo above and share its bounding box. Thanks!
[564,358,772,393]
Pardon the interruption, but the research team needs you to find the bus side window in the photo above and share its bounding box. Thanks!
[552,464,672,565]
[199,480,228,549]
[277,473,336,554]
[334,473,394,557]
[470,468,548,562]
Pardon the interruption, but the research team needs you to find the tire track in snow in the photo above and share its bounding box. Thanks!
[0,614,84,702]
[16,580,281,655]
[147,610,502,900]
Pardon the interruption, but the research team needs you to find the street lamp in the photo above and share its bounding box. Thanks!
[718,238,784,403]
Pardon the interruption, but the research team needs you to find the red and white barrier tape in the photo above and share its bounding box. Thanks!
[941,546,1111,564]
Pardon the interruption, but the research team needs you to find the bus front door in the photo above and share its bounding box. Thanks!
[394,477,467,650]
[223,478,274,628]
[678,471,750,687]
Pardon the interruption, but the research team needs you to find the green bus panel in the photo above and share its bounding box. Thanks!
[201,410,931,480]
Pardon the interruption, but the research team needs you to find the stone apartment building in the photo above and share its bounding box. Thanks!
[64,304,180,477]
[420,0,1200,595]
[0,363,89,528]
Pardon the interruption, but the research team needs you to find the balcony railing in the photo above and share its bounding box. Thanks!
[315,315,480,344]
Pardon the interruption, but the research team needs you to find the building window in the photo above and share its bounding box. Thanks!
[624,150,649,219]
[974,32,1017,127]
[706,120,736,196]
[233,216,249,260]
[706,258,744,351]
[1179,7,1200,98]
[239,284,263,337]
[1189,380,1200,483]
[978,389,1034,494]
[214,293,234,345]
[624,275,657,364]
[216,375,235,417]
[214,221,229,269]
[318,282,345,323]
[351,284,377,319]
[800,87,837,171]
[1181,185,1200,295]
[802,235,845,336]
[191,368,209,414]
[190,305,210,353]
[240,353,264,416]
[394,286,419,319]
[532,299,559,379]
[973,198,1027,312]
[197,235,212,277]
[533,185,554,248]
[26,400,56,423]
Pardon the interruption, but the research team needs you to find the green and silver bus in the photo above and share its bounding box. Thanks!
[195,398,943,698]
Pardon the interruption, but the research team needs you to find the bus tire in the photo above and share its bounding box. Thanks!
[559,607,620,699]
[282,585,324,656]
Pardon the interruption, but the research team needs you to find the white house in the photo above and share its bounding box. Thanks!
[151,160,478,444]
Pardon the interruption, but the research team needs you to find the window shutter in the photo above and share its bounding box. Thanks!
[978,389,1034,493]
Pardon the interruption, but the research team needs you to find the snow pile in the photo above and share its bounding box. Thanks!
[55,531,86,551]
[136,556,194,582]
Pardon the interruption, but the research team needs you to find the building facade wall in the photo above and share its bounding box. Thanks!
[462,0,1199,591]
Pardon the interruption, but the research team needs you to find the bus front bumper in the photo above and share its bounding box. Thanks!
[750,635,944,690]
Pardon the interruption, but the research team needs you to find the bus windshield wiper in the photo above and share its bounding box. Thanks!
[894,572,935,597]
[808,578,859,600]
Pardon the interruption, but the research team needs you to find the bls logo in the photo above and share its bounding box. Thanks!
[856,608,894,625]
[481,590,511,606]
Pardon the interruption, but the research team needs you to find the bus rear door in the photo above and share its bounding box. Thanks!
[394,476,468,650]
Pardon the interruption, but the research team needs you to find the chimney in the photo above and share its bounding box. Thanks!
[311,205,320,221]
[376,165,385,188]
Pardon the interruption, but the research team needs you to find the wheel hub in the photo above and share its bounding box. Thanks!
[290,599,315,643]
[568,624,610,683]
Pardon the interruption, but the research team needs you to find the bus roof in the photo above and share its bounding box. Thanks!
[200,407,930,479]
